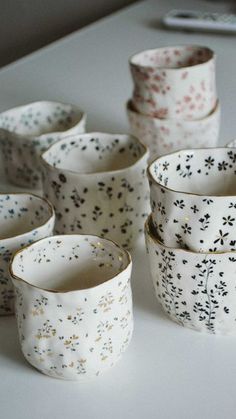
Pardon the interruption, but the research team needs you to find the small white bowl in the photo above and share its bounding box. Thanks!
[148,147,236,252]
[130,45,217,120]
[127,100,220,161]
[145,215,236,335]
[41,132,150,250]
[0,101,86,188]
[0,193,55,315]
[10,234,133,380]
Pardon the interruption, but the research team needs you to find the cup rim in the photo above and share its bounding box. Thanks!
[147,146,236,199]
[0,192,55,243]
[40,132,149,177]
[145,214,236,256]
[10,233,132,294]
[129,45,215,71]
[0,100,86,140]
[127,99,220,123]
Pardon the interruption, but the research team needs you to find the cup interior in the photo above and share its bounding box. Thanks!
[149,148,236,196]
[42,133,147,174]
[0,102,83,137]
[11,235,130,292]
[131,46,213,69]
[0,194,52,240]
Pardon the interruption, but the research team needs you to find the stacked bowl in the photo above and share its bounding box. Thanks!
[145,147,236,335]
[127,45,220,161]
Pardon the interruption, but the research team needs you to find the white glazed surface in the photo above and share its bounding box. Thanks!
[0,101,86,188]
[0,193,55,315]
[11,234,133,380]
[145,215,236,335]
[130,45,217,120]
[148,148,236,252]
[41,132,150,250]
[127,100,220,161]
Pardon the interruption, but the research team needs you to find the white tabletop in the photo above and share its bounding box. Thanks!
[1,1,236,418]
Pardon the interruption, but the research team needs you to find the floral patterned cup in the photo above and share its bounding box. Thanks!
[130,45,217,120]
[148,147,236,252]
[0,101,86,188]
[0,193,55,315]
[10,234,133,380]
[145,215,236,335]
[127,100,220,161]
[41,132,150,250]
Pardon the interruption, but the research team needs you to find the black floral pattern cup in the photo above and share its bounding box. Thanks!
[148,147,236,252]
[0,101,86,188]
[10,234,133,380]
[41,132,150,250]
[145,215,236,335]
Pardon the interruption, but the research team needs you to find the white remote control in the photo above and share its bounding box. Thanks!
[163,9,236,33]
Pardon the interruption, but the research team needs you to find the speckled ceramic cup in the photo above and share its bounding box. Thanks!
[0,193,55,315]
[10,234,133,380]
[145,215,236,335]
[130,45,216,120]
[0,101,86,188]
[127,100,220,161]
[41,132,150,250]
[148,147,236,252]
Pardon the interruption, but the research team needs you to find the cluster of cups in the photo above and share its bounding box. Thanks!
[127,45,220,160]
[0,100,150,380]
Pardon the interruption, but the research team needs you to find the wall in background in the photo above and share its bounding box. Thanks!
[1,0,137,68]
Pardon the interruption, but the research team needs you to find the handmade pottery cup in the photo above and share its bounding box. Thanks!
[127,100,220,161]
[130,45,216,120]
[0,193,55,315]
[10,234,133,380]
[145,215,236,335]
[148,147,236,252]
[0,101,86,188]
[41,132,150,250]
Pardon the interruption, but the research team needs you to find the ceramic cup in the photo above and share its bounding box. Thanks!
[0,193,55,315]
[148,147,236,252]
[0,101,86,188]
[130,45,216,120]
[145,214,236,335]
[127,100,220,161]
[10,234,133,380]
[41,132,150,250]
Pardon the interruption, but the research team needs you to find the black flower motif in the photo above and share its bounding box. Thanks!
[218,161,228,171]
[204,156,215,169]
[222,216,235,226]
[214,230,229,246]
[191,205,199,213]
[181,223,192,235]
[59,173,67,183]
[174,199,185,209]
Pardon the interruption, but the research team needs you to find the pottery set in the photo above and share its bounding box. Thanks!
[0,101,86,188]
[127,45,220,160]
[145,147,236,334]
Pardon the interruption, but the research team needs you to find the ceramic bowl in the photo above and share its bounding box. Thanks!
[127,100,220,161]
[0,101,86,188]
[41,132,150,250]
[148,147,236,252]
[10,234,133,380]
[0,193,55,315]
[130,45,216,120]
[145,214,236,335]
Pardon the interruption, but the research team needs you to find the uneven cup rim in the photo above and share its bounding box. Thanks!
[10,233,132,294]
[0,192,55,243]
[147,146,236,199]
[40,132,149,177]
[145,214,236,256]
[129,45,215,71]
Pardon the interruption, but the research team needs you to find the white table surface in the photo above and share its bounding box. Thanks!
[1,1,236,418]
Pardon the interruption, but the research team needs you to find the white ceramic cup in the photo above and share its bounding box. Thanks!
[10,234,133,380]
[0,101,86,188]
[41,132,150,250]
[145,214,236,335]
[148,147,236,252]
[130,45,217,120]
[0,193,55,315]
[127,100,220,161]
